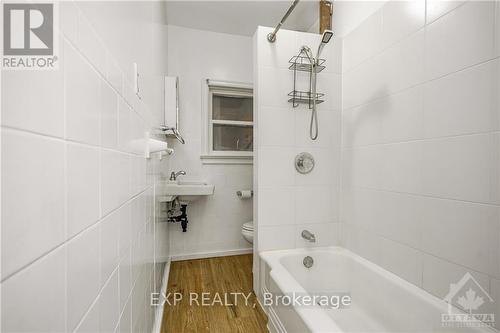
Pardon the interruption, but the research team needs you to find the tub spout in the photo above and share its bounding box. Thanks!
[301,230,316,242]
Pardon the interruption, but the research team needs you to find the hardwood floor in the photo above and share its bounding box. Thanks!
[160,254,268,333]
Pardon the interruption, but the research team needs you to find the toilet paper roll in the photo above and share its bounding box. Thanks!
[236,190,253,199]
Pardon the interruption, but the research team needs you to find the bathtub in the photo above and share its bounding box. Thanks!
[260,247,497,333]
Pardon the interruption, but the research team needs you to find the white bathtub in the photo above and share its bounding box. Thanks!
[260,247,497,333]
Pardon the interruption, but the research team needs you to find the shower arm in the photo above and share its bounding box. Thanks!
[267,0,300,43]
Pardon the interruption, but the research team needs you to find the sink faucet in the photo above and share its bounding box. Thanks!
[301,230,316,243]
[170,170,186,181]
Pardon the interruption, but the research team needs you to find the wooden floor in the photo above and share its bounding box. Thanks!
[160,254,268,333]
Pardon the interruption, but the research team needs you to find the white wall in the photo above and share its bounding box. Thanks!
[253,26,343,293]
[1,2,170,332]
[254,26,342,250]
[341,0,500,327]
[166,25,254,258]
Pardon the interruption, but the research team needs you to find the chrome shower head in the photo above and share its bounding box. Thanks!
[321,30,334,44]
[316,29,334,60]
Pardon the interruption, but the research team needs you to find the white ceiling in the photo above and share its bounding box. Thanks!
[165,1,319,36]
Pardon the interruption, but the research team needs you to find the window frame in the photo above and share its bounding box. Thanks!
[201,79,253,165]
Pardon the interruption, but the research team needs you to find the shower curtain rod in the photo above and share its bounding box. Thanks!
[267,0,300,43]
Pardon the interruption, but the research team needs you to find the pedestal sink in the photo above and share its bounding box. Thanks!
[158,180,215,203]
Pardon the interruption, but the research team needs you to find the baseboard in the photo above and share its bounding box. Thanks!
[152,258,171,333]
[171,248,253,262]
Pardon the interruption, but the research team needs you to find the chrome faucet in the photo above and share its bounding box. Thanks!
[301,230,316,242]
[169,170,186,181]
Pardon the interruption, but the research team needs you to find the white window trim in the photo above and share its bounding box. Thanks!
[201,79,253,165]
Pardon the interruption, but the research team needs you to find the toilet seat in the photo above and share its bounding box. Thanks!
[242,221,253,231]
[241,221,253,244]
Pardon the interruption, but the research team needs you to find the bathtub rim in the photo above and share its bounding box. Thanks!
[259,246,498,333]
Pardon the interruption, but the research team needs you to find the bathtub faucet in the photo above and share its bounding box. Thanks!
[170,170,186,181]
[301,230,316,242]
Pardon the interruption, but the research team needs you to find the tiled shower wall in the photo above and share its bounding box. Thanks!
[341,0,500,326]
[1,2,170,332]
[255,27,342,250]
[253,26,342,292]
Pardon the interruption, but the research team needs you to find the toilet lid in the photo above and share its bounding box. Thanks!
[242,221,253,231]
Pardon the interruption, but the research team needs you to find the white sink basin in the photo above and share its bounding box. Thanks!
[158,180,215,203]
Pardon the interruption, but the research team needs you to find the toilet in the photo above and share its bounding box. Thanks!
[241,221,253,244]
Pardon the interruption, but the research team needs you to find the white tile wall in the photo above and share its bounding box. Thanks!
[342,10,383,73]
[258,187,295,226]
[422,253,491,299]
[67,225,101,331]
[379,0,425,50]
[1,130,65,279]
[420,197,499,277]
[100,211,121,284]
[65,42,101,146]
[100,81,119,149]
[294,186,336,224]
[1,247,66,332]
[424,1,496,81]
[379,237,423,287]
[423,59,500,138]
[425,0,464,24]
[99,269,120,332]
[341,1,500,326]
[421,134,499,204]
[101,150,131,215]
[75,298,100,333]
[66,143,100,237]
[255,26,342,252]
[1,66,64,137]
[258,225,296,251]
[258,147,295,186]
[1,2,170,332]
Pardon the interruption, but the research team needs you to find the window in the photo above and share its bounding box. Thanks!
[201,80,253,164]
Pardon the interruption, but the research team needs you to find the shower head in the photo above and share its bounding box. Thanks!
[316,29,334,61]
[321,30,334,44]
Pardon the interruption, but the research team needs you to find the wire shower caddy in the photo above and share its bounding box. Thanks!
[288,49,326,108]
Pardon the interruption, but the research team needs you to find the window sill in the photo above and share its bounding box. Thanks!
[200,154,253,165]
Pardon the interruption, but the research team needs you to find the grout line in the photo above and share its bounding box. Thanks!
[345,223,499,283]
[61,33,70,332]
[71,265,120,333]
[344,0,470,76]
[345,185,500,208]
[343,55,500,111]
[1,185,153,283]
[61,30,149,123]
[0,125,147,158]
[341,130,500,149]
